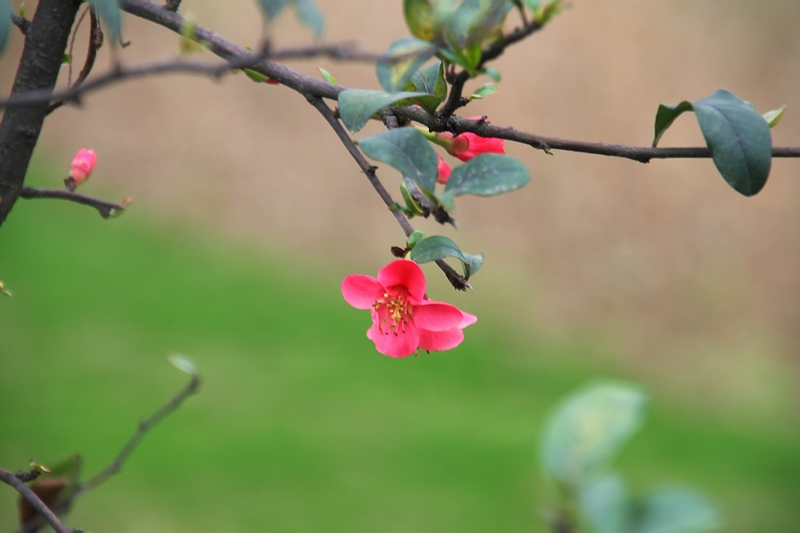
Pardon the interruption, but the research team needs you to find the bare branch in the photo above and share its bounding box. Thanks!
[19,187,126,219]
[11,14,31,35]
[75,373,200,495]
[0,468,72,533]
[394,106,800,163]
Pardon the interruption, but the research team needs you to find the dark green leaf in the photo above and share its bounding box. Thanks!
[377,38,438,93]
[631,488,722,533]
[291,0,324,37]
[89,0,122,42]
[410,235,484,279]
[540,382,647,487]
[358,128,438,191]
[447,0,513,48]
[256,0,290,19]
[763,105,786,128]
[338,89,430,132]
[469,82,497,100]
[652,101,693,147]
[580,475,629,533]
[693,89,772,196]
[407,61,447,102]
[0,0,11,56]
[445,154,530,197]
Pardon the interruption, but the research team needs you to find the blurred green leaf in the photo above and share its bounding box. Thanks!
[694,89,772,197]
[631,488,723,533]
[447,0,513,48]
[338,89,429,132]
[90,0,122,43]
[540,382,647,487]
[377,38,438,93]
[407,230,425,249]
[763,105,786,128]
[469,83,497,100]
[482,66,501,82]
[0,0,11,56]
[410,235,484,279]
[169,354,199,376]
[256,0,290,19]
[403,0,437,42]
[291,0,324,37]
[523,0,541,9]
[358,128,438,191]
[652,101,693,147]
[244,68,270,83]
[318,67,337,84]
[445,154,530,197]
[580,475,629,533]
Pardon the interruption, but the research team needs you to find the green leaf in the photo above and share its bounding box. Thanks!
[447,0,513,48]
[403,0,437,42]
[410,235,484,279]
[445,154,530,197]
[523,0,541,9]
[291,0,324,37]
[469,82,497,100]
[358,128,439,191]
[481,66,501,82]
[256,0,290,19]
[62,53,72,66]
[0,0,11,56]
[407,230,425,249]
[338,89,430,132]
[693,89,772,196]
[377,38,438,93]
[580,475,629,533]
[631,488,723,533]
[652,101,693,147]
[318,67,337,84]
[540,382,647,487]
[89,0,122,43]
[169,354,200,376]
[763,105,786,128]
[407,61,447,102]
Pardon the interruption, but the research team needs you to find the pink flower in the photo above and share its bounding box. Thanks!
[436,154,452,185]
[341,260,477,358]
[66,148,96,191]
[439,116,505,162]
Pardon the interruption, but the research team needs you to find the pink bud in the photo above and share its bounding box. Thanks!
[442,117,505,162]
[66,149,96,190]
[436,155,452,185]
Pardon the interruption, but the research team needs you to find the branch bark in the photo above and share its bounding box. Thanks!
[0,469,72,533]
[0,0,82,226]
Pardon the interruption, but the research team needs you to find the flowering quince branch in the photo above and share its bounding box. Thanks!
[18,187,127,219]
[342,260,476,357]
[308,95,471,291]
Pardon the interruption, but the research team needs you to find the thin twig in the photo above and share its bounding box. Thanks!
[74,373,200,495]
[19,187,125,218]
[48,8,101,116]
[0,469,72,533]
[308,95,471,291]
[164,0,181,12]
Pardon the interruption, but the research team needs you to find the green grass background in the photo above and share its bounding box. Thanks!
[1,181,799,532]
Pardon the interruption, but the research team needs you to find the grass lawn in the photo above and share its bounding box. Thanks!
[1,188,798,532]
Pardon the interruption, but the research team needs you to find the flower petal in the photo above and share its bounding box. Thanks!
[377,260,426,302]
[413,301,464,332]
[459,311,477,328]
[418,327,465,352]
[367,309,420,358]
[341,274,385,310]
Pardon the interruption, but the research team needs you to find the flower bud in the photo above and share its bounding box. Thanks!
[436,155,452,185]
[439,117,505,162]
[65,149,96,191]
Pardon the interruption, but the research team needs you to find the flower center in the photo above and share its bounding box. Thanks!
[374,288,413,335]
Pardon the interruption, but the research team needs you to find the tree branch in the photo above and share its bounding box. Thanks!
[307,96,471,291]
[0,469,72,533]
[11,14,31,35]
[0,0,82,226]
[19,187,126,219]
[393,106,800,163]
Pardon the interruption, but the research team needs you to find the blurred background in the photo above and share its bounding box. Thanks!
[1,0,799,531]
